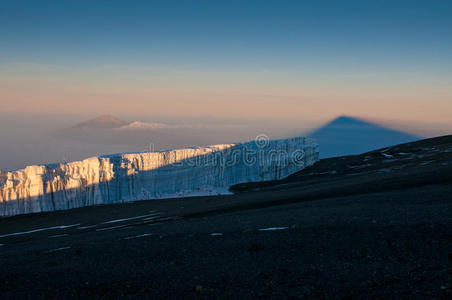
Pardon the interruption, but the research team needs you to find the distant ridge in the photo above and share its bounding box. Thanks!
[308,116,419,158]
[70,115,128,129]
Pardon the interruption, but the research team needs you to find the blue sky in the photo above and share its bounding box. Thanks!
[2,0,451,68]
[1,0,452,128]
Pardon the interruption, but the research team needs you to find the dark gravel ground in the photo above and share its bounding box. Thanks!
[0,136,451,299]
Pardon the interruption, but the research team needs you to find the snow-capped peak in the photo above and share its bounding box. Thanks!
[117,121,175,130]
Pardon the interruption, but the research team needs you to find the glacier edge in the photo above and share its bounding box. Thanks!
[0,136,319,217]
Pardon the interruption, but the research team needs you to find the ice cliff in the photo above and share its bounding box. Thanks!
[0,136,319,217]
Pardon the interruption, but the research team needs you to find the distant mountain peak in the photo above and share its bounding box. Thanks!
[71,115,128,129]
[117,121,175,130]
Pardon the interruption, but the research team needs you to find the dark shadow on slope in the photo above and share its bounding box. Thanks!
[231,134,452,195]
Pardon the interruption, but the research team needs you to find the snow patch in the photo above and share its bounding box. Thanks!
[76,225,97,230]
[143,216,160,221]
[124,233,152,239]
[46,246,71,253]
[96,225,126,231]
[259,227,288,231]
[381,153,394,159]
[397,152,411,156]
[102,213,160,224]
[48,234,69,238]
[0,224,80,238]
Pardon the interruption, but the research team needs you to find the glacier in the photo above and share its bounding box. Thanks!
[0,136,319,217]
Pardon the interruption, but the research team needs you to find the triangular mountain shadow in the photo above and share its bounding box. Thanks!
[308,116,419,158]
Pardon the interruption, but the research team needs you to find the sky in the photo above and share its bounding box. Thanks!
[1,0,452,132]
